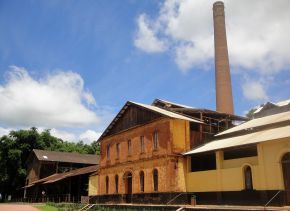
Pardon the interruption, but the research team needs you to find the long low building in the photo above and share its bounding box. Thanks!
[25,165,98,202]
[24,149,99,202]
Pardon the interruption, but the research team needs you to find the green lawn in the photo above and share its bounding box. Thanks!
[34,204,58,211]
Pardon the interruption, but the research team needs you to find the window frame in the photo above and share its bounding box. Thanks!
[153,130,158,150]
[244,166,253,190]
[106,144,110,160]
[140,171,145,192]
[116,143,120,159]
[115,175,119,193]
[128,139,132,155]
[105,176,109,194]
[153,169,158,192]
[140,136,145,153]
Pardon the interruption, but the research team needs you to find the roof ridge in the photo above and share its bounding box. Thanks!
[97,100,204,142]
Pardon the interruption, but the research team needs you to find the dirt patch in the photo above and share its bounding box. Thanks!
[0,204,39,211]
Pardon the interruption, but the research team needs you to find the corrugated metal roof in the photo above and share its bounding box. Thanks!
[276,99,290,107]
[97,101,204,141]
[253,99,290,114]
[184,125,290,155]
[29,165,98,186]
[131,102,203,123]
[33,149,99,165]
[216,110,290,136]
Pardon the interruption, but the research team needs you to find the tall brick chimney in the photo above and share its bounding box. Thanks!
[213,1,234,114]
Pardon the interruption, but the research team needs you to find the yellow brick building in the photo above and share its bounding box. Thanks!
[184,110,290,205]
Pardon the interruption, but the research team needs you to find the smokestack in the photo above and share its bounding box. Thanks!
[213,1,234,114]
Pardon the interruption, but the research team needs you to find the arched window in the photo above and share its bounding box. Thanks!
[281,152,290,193]
[140,171,144,192]
[115,175,119,193]
[105,176,109,194]
[244,166,253,190]
[153,169,158,192]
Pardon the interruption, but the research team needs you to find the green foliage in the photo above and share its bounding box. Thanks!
[246,108,258,119]
[45,202,83,210]
[34,204,58,211]
[0,128,99,198]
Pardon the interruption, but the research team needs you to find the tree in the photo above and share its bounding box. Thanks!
[246,108,258,119]
[0,127,99,199]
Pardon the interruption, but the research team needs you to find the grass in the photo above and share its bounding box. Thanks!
[34,204,58,211]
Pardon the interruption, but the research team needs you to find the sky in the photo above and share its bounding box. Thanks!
[0,0,289,143]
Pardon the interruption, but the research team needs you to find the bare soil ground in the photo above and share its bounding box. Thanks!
[0,204,39,211]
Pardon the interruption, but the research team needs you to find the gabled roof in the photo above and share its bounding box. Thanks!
[216,110,290,136]
[31,149,99,165]
[184,124,290,155]
[98,101,204,141]
[254,99,290,114]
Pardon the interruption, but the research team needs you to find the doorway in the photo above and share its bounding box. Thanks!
[282,152,290,205]
[124,172,132,203]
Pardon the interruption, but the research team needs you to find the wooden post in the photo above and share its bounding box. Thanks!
[199,112,203,144]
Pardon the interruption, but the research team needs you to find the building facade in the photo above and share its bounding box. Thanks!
[185,110,290,205]
[93,100,243,204]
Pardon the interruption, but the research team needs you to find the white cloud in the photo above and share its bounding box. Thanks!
[50,128,76,141]
[0,66,99,128]
[0,127,11,137]
[134,14,167,53]
[83,92,96,106]
[134,0,290,74]
[79,130,101,144]
[51,129,101,144]
[242,80,268,101]
[0,126,101,144]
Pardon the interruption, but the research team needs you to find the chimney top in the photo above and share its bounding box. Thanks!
[213,1,224,7]
[213,1,225,17]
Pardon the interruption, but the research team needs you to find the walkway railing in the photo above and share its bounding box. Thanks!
[166,193,188,205]
[264,190,282,207]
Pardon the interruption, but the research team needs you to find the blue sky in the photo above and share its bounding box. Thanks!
[0,0,289,142]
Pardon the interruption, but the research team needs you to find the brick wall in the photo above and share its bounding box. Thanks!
[99,118,188,195]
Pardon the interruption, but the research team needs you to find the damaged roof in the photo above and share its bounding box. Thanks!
[26,165,98,187]
[152,99,247,121]
[152,99,194,109]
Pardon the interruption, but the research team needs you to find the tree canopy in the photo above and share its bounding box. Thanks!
[0,128,99,198]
